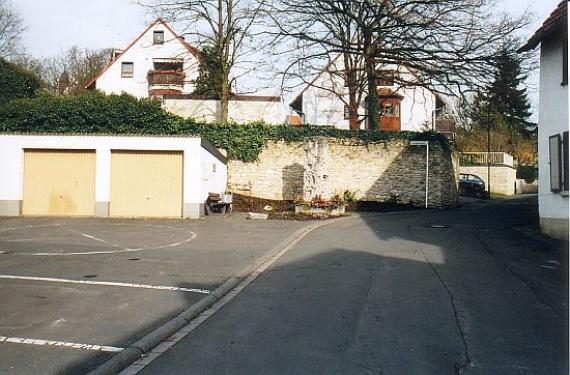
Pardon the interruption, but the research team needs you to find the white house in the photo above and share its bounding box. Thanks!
[519,0,568,240]
[86,18,287,124]
[289,57,452,133]
[86,18,201,98]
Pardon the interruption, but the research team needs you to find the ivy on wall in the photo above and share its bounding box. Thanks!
[0,92,451,162]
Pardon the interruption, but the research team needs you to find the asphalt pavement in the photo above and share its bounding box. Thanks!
[138,196,569,375]
[0,214,307,374]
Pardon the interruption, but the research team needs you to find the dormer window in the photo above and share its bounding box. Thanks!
[121,62,134,78]
[377,70,395,86]
[153,30,165,45]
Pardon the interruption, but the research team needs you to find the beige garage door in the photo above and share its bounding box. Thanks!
[23,149,96,216]
[110,151,183,218]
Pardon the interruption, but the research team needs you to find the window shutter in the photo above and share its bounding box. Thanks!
[549,134,562,192]
[562,132,570,191]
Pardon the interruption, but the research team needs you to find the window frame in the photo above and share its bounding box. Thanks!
[377,70,395,86]
[153,30,165,45]
[562,130,570,192]
[121,62,134,78]
[549,134,563,192]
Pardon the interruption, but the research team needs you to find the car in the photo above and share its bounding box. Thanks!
[459,173,486,198]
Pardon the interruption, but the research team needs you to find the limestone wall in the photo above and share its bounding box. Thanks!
[227,138,459,208]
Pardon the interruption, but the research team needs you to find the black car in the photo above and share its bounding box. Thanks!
[459,173,486,198]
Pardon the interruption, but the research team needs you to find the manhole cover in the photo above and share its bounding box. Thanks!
[425,224,451,229]
[83,274,98,279]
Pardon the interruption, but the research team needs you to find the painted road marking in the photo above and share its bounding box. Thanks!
[0,335,123,352]
[0,275,211,294]
[1,224,197,256]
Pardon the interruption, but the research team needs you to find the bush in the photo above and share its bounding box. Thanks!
[0,58,41,106]
[0,91,180,134]
[0,91,451,162]
[517,165,537,183]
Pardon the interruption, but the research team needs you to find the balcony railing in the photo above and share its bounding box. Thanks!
[459,152,514,167]
[147,70,185,86]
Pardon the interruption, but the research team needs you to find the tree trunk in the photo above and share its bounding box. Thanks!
[345,69,360,130]
[364,34,379,130]
[220,77,229,123]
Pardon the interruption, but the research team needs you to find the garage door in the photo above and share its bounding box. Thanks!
[110,151,183,218]
[23,149,96,216]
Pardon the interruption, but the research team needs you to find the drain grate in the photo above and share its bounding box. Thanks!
[83,274,98,279]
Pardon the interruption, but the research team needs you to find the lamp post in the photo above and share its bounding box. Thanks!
[486,96,492,200]
[410,140,429,209]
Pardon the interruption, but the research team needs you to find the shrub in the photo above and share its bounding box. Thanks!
[0,91,451,162]
[0,58,41,106]
[517,165,537,183]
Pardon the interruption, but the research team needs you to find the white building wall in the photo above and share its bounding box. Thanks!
[300,61,436,131]
[95,23,200,98]
[537,32,569,239]
[0,135,227,219]
[163,98,287,124]
[200,147,228,201]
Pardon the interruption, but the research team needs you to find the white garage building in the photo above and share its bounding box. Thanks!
[0,134,227,219]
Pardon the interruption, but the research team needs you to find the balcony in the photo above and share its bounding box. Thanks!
[459,152,514,167]
[147,70,185,96]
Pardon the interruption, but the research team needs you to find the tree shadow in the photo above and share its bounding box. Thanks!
[282,163,305,201]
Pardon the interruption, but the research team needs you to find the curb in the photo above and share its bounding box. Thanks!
[87,217,343,375]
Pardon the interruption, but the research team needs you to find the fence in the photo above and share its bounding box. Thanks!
[459,152,514,167]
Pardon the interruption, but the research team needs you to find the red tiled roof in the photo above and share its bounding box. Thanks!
[85,18,200,90]
[519,1,568,52]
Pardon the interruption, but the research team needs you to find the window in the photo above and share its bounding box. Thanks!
[562,132,570,191]
[121,62,134,78]
[562,39,568,86]
[549,134,562,192]
[153,60,183,72]
[344,105,350,120]
[382,104,394,117]
[377,70,395,86]
[153,30,165,45]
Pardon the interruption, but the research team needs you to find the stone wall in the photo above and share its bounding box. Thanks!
[460,165,517,196]
[227,138,459,208]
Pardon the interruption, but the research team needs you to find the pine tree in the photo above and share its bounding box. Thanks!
[457,47,537,165]
[488,48,534,136]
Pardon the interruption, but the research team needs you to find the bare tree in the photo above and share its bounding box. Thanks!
[141,0,265,123]
[0,0,24,59]
[16,47,112,95]
[267,0,531,130]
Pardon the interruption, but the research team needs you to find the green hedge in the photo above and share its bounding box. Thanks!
[0,58,41,106]
[0,92,450,162]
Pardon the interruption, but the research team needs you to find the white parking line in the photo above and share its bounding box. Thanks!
[0,335,123,352]
[1,224,197,256]
[0,275,211,294]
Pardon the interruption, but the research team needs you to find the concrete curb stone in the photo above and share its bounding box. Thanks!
[87,216,348,375]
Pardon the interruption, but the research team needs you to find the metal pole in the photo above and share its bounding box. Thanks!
[487,101,491,200]
[425,144,429,209]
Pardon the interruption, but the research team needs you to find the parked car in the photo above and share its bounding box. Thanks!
[459,173,486,198]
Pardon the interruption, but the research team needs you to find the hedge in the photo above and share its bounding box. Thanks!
[0,92,451,162]
[0,58,41,106]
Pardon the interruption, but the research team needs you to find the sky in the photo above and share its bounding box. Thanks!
[14,0,563,117]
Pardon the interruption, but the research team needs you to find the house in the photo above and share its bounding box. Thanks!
[86,18,287,124]
[86,18,200,98]
[289,57,453,133]
[519,0,568,240]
